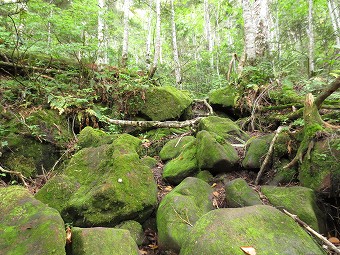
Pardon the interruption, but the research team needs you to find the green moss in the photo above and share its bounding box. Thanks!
[77,126,114,149]
[196,130,239,173]
[208,85,239,107]
[163,140,198,184]
[198,116,249,143]
[195,170,214,183]
[71,227,139,255]
[160,136,196,161]
[261,186,324,232]
[115,220,144,246]
[0,186,66,255]
[141,86,193,121]
[180,205,326,255]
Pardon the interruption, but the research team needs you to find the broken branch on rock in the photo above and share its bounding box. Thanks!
[283,209,340,255]
[0,165,29,188]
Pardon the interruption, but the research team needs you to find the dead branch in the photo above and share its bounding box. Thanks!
[0,165,29,188]
[104,117,203,128]
[283,209,340,254]
[315,76,340,109]
[255,126,284,185]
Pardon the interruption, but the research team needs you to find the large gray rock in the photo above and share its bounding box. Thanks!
[0,186,66,255]
[35,133,158,227]
[71,227,139,255]
[156,177,214,253]
[180,205,326,255]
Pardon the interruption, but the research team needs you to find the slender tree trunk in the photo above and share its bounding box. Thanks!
[121,0,131,68]
[170,0,182,88]
[307,0,315,77]
[241,0,256,64]
[97,0,108,69]
[327,0,340,46]
[254,0,270,57]
[145,0,153,69]
[149,0,161,79]
[204,0,214,68]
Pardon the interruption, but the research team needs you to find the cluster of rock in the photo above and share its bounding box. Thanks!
[0,85,339,254]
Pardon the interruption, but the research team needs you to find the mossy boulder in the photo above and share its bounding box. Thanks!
[261,186,325,232]
[196,130,239,174]
[35,134,158,227]
[159,136,196,161]
[71,227,139,255]
[115,220,144,246]
[77,126,115,149]
[140,86,193,121]
[269,159,297,185]
[225,178,262,207]
[156,177,214,253]
[208,85,239,108]
[198,116,249,143]
[242,134,274,169]
[162,140,198,185]
[299,137,340,197]
[180,205,326,255]
[0,186,66,255]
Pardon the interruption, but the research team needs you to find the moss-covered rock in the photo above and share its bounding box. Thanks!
[71,227,139,255]
[198,116,249,143]
[162,140,198,185]
[77,126,114,149]
[208,85,239,108]
[225,178,262,207]
[299,137,340,197]
[261,186,325,232]
[156,177,214,253]
[195,170,214,183]
[159,136,196,161]
[180,205,326,255]
[35,134,158,227]
[269,159,298,185]
[196,130,239,174]
[0,186,66,255]
[140,86,193,121]
[242,134,274,169]
[115,220,144,246]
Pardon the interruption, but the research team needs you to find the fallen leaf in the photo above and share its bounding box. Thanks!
[139,249,148,255]
[211,183,217,187]
[240,246,256,255]
[213,191,219,197]
[328,236,340,244]
[164,186,173,192]
[66,227,72,244]
[148,244,158,250]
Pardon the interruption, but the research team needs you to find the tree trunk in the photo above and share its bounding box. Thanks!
[204,0,214,67]
[327,0,340,46]
[97,0,108,69]
[307,0,315,77]
[314,76,340,109]
[121,0,131,68]
[149,0,161,79]
[242,0,256,63]
[145,0,153,69]
[170,0,182,88]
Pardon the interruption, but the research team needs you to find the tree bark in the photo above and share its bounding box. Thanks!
[149,0,161,79]
[307,0,315,77]
[170,0,182,88]
[204,0,214,67]
[97,0,108,69]
[327,0,340,46]
[121,0,131,68]
[145,0,153,69]
[242,0,256,63]
[314,76,340,109]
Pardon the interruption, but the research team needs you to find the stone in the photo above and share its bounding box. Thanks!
[162,140,198,185]
[208,85,239,108]
[180,205,326,255]
[71,227,139,255]
[140,86,192,121]
[35,134,158,227]
[225,178,262,207]
[261,186,325,232]
[0,186,66,255]
[115,220,144,246]
[159,136,196,161]
[156,177,214,253]
[196,130,239,174]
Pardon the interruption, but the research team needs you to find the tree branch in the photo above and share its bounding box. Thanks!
[314,76,340,109]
